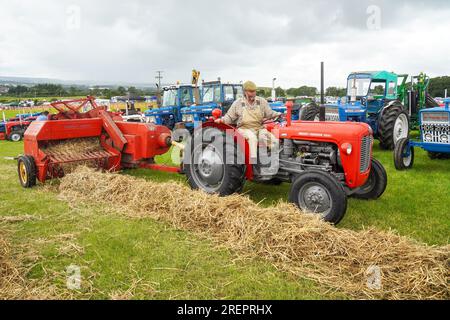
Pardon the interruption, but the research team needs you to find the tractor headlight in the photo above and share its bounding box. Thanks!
[182,114,194,122]
[341,143,353,155]
[424,134,433,142]
[147,116,156,123]
[441,134,448,143]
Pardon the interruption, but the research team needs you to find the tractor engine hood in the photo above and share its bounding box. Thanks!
[270,120,373,189]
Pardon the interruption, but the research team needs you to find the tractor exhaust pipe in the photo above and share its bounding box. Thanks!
[319,62,326,122]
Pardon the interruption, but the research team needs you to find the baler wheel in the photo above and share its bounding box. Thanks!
[289,170,347,225]
[299,102,320,121]
[394,138,415,170]
[352,159,387,200]
[378,102,409,150]
[17,155,37,188]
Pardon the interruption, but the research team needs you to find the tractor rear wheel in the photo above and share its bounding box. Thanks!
[378,102,409,150]
[300,103,320,121]
[425,93,439,108]
[17,155,37,188]
[352,159,387,200]
[289,170,347,224]
[394,138,415,170]
[184,128,246,196]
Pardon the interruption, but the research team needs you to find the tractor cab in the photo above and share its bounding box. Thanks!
[326,71,400,123]
[145,84,197,130]
[180,81,243,131]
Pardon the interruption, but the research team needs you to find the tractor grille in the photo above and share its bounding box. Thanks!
[325,107,340,121]
[360,135,372,173]
[421,124,450,144]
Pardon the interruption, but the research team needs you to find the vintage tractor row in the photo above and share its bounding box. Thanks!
[180,81,244,131]
[145,84,198,130]
[18,96,387,225]
[301,71,439,150]
[394,98,450,170]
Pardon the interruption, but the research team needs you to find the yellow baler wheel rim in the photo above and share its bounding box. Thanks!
[19,161,28,183]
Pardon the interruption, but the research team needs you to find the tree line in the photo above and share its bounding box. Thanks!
[5,84,156,99]
[4,76,450,100]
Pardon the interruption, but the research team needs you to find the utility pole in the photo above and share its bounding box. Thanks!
[155,71,163,107]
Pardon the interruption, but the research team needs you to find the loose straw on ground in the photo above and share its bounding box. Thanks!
[58,167,449,300]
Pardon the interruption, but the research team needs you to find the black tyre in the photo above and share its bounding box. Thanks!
[352,159,387,200]
[394,138,414,170]
[427,152,450,160]
[378,101,409,150]
[289,170,347,225]
[184,128,246,196]
[8,131,23,142]
[17,155,37,188]
[300,102,320,121]
[425,93,439,108]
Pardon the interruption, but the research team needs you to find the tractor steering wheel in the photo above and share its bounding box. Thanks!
[263,114,286,125]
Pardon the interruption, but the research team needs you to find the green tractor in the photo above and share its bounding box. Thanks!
[301,71,439,149]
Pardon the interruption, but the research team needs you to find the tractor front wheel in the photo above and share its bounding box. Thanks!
[352,159,387,200]
[289,170,347,225]
[394,138,415,170]
[378,102,409,150]
[17,155,37,188]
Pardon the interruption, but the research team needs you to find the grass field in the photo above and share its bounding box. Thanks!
[0,139,448,299]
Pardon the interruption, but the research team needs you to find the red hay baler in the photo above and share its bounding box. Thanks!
[17,97,180,188]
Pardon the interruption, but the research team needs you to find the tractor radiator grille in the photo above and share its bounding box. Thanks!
[325,107,340,121]
[421,124,450,144]
[360,135,372,173]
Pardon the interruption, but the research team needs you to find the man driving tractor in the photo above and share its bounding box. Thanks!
[215,81,282,164]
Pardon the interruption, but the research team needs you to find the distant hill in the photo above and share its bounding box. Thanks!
[0,76,158,89]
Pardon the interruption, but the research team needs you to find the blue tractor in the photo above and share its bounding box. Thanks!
[145,84,198,130]
[180,81,243,131]
[394,99,450,169]
[301,71,413,150]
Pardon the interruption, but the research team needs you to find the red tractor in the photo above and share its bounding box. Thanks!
[183,102,387,224]
[0,118,36,142]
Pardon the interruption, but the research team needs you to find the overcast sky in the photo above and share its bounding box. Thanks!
[0,0,449,88]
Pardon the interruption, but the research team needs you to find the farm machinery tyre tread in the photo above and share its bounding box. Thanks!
[289,170,347,225]
[300,102,320,121]
[394,138,415,170]
[425,93,440,108]
[352,159,387,200]
[185,128,246,196]
[17,155,37,188]
[378,102,409,150]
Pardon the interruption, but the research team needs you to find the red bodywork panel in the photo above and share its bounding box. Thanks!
[24,118,175,183]
[268,120,372,188]
[201,119,372,189]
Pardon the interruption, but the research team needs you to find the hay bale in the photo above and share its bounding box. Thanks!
[58,167,450,300]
